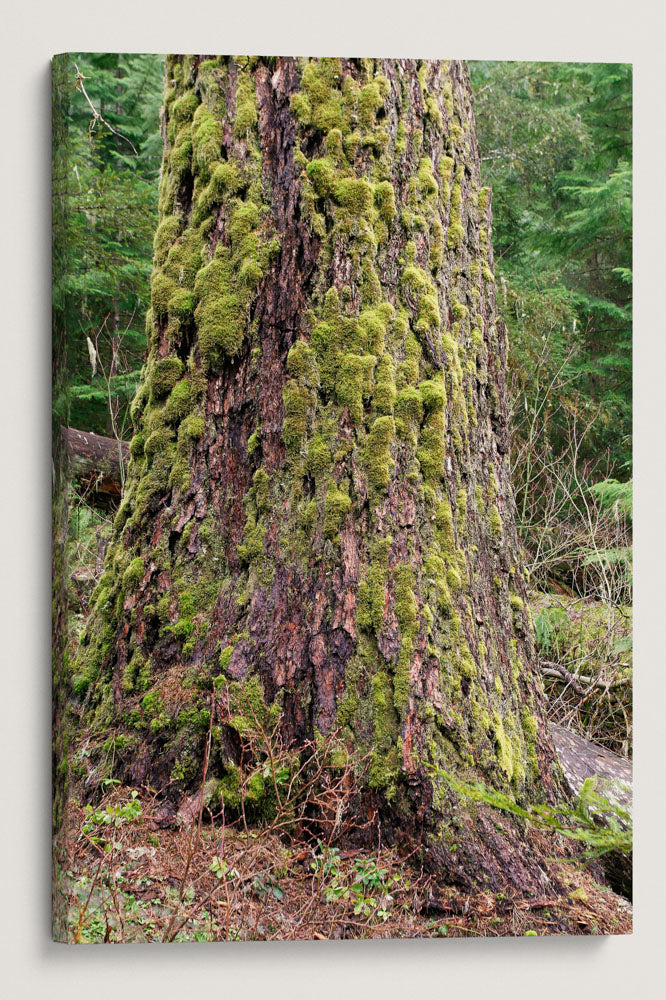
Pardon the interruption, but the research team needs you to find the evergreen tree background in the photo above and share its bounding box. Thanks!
[61,53,163,437]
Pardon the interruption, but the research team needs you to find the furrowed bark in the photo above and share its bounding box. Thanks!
[78,56,565,895]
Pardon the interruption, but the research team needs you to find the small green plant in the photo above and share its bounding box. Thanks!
[311,843,403,921]
[209,856,240,881]
[81,788,142,847]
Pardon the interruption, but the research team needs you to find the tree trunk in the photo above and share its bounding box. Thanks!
[79,56,563,895]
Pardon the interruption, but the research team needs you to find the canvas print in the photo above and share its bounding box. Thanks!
[51,54,632,942]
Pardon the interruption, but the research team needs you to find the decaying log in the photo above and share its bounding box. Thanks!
[62,427,129,505]
[550,722,632,899]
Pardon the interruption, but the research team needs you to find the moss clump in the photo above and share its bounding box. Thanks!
[167,288,196,324]
[194,255,246,363]
[165,380,192,423]
[394,564,419,636]
[418,409,445,485]
[252,467,270,513]
[306,157,336,197]
[323,485,352,540]
[150,358,184,399]
[356,564,387,634]
[337,353,376,424]
[144,426,174,462]
[286,340,320,387]
[151,270,177,319]
[447,168,465,249]
[306,435,332,478]
[234,67,258,136]
[122,557,145,594]
[171,91,198,124]
[282,380,311,453]
[293,58,345,133]
[218,644,235,672]
[129,433,145,460]
[237,513,265,564]
[247,429,261,456]
[192,103,223,171]
[489,503,502,541]
[363,416,395,494]
[223,673,281,736]
[334,177,374,217]
[153,216,180,266]
[401,265,440,336]
[419,379,446,413]
[178,414,205,450]
[374,180,396,223]
[493,712,515,781]
[373,353,396,415]
[394,386,423,442]
[369,670,401,795]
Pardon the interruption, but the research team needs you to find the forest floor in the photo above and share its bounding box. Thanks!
[59,507,633,942]
[55,780,632,943]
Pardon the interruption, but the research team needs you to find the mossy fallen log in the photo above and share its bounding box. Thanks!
[550,722,632,899]
[62,427,129,506]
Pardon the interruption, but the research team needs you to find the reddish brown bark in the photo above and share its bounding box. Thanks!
[79,57,565,896]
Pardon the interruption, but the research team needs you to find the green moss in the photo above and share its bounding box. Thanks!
[234,67,258,136]
[337,353,376,424]
[286,340,320,387]
[306,157,336,197]
[223,673,280,736]
[493,712,514,781]
[122,557,144,594]
[218,645,235,672]
[192,103,223,171]
[164,380,193,423]
[334,177,374,217]
[236,513,265,564]
[435,496,455,551]
[356,563,387,634]
[323,484,352,540]
[306,435,332,478]
[393,564,419,636]
[150,357,184,399]
[170,128,193,182]
[168,288,196,325]
[447,169,465,250]
[178,414,205,450]
[171,91,198,124]
[419,379,446,413]
[247,429,261,456]
[151,270,177,319]
[153,216,180,265]
[194,255,245,362]
[429,218,444,272]
[373,352,396,415]
[394,386,423,442]
[374,180,396,222]
[401,264,440,335]
[129,433,145,460]
[369,670,400,795]
[363,415,395,494]
[489,503,502,541]
[282,380,310,453]
[418,409,445,485]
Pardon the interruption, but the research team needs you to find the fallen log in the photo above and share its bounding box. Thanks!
[62,426,129,505]
[550,722,632,899]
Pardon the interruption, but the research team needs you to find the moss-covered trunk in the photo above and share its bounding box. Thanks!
[79,56,562,894]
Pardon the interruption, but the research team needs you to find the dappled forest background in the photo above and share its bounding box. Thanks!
[57,54,631,760]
